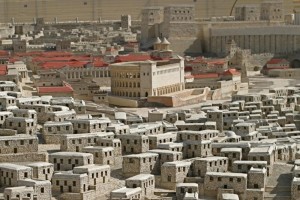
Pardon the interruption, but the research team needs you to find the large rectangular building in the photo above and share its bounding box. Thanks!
[110,57,185,98]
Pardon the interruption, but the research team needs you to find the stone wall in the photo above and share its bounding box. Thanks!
[0,152,47,162]
[0,0,293,23]
[108,96,138,108]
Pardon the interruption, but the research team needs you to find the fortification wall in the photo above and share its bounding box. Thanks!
[0,0,293,23]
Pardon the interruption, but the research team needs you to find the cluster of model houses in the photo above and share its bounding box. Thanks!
[0,85,299,199]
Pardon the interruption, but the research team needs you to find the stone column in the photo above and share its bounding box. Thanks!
[276,35,282,54]
[259,35,265,53]
[270,35,276,53]
[249,35,255,53]
[244,35,250,49]
[216,37,222,55]
[239,35,244,49]
[254,35,259,53]
[221,36,226,55]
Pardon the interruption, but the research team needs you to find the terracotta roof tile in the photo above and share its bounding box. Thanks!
[267,58,289,65]
[115,54,151,62]
[222,68,240,76]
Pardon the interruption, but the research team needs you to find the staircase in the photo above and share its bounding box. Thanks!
[264,163,294,200]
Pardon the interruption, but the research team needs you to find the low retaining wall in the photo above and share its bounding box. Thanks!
[108,96,138,108]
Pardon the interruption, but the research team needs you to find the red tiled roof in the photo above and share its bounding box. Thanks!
[184,66,193,71]
[39,59,107,70]
[8,58,20,63]
[32,55,93,63]
[37,84,74,94]
[40,61,85,69]
[185,73,219,79]
[0,71,6,75]
[223,68,240,76]
[115,54,151,62]
[190,57,226,66]
[267,58,289,65]
[0,65,7,75]
[0,50,9,56]
[40,51,73,57]
[14,51,43,57]
[93,61,108,67]
[208,60,226,65]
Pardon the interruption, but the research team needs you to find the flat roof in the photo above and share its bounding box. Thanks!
[162,161,191,167]
[221,148,242,153]
[74,164,110,171]
[0,163,31,171]
[195,156,227,161]
[0,135,37,141]
[50,152,92,157]
[176,183,198,187]
[222,193,239,200]
[111,187,142,195]
[44,121,72,126]
[83,146,114,151]
[249,146,274,155]
[124,153,158,158]
[206,172,247,178]
[126,174,154,181]
[26,162,53,167]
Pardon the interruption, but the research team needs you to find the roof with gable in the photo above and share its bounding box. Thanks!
[223,68,240,76]
[266,58,289,65]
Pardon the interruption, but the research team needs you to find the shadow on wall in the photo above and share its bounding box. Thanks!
[291,59,300,68]
[184,38,203,56]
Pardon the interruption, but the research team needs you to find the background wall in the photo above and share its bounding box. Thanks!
[0,0,294,23]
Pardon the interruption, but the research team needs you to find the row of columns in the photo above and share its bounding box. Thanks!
[65,69,109,79]
[112,81,140,88]
[112,90,141,98]
[211,34,297,55]
[153,84,183,96]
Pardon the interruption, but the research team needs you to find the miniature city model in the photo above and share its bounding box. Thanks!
[0,1,300,200]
